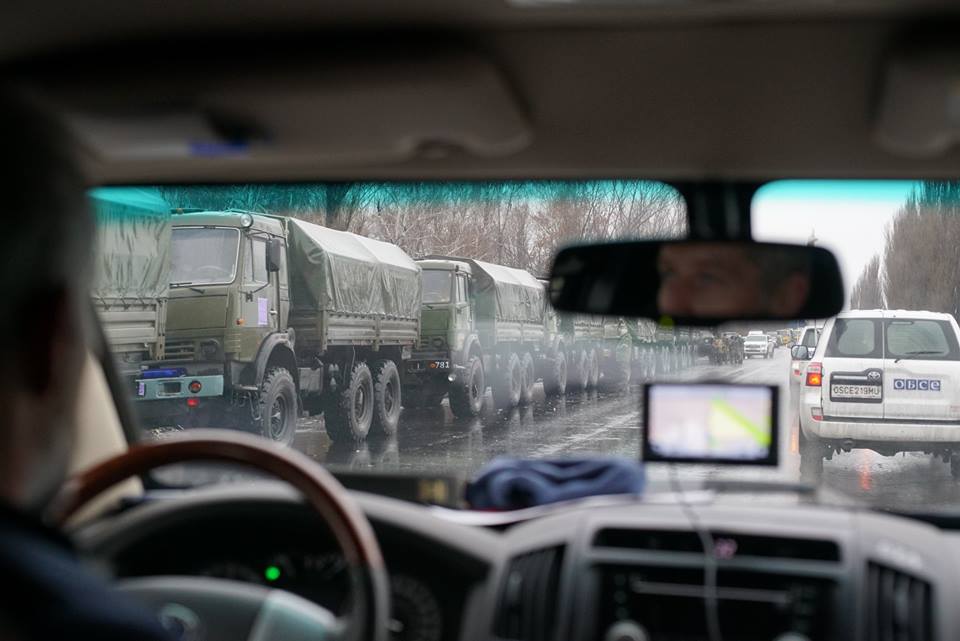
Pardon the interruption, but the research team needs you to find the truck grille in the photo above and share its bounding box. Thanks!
[420,335,447,350]
[164,339,196,361]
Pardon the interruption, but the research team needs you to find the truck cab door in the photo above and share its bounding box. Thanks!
[269,237,289,329]
[456,274,472,329]
[242,235,278,334]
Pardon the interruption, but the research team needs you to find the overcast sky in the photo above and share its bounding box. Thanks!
[750,180,922,307]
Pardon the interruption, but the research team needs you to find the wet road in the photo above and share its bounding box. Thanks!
[293,348,960,511]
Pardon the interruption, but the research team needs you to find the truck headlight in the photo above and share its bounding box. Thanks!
[200,340,220,358]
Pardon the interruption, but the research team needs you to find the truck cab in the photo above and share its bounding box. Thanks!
[137,211,292,432]
[404,259,480,414]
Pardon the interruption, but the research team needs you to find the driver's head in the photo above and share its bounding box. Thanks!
[656,243,810,319]
[0,98,92,512]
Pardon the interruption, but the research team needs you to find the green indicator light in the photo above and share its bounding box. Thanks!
[265,565,281,582]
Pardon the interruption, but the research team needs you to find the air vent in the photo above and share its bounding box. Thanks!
[494,546,564,641]
[594,529,840,561]
[865,562,933,641]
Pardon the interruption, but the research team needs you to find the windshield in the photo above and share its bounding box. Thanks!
[93,179,960,513]
[170,227,240,286]
[422,270,452,304]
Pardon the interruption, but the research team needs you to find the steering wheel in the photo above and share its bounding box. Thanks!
[47,431,390,641]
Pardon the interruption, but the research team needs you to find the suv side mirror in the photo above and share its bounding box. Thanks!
[266,238,283,273]
[791,345,810,360]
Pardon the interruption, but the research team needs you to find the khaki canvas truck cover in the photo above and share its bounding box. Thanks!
[90,187,172,301]
[471,259,546,324]
[286,218,421,319]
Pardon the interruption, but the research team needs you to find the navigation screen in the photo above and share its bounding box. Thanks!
[642,383,778,465]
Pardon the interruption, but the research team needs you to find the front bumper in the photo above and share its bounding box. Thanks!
[134,374,225,401]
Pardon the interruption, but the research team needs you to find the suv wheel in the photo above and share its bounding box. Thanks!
[799,428,824,482]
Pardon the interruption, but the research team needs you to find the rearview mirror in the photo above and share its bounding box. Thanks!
[791,345,811,360]
[548,240,843,325]
[266,237,283,273]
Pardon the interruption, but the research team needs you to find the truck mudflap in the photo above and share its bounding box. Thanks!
[134,375,225,401]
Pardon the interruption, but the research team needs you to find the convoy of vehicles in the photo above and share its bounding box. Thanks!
[101,214,708,442]
[798,309,960,480]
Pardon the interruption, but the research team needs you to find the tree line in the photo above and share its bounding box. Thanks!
[160,181,685,276]
[851,181,960,319]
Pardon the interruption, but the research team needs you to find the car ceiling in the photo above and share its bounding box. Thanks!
[6,1,960,185]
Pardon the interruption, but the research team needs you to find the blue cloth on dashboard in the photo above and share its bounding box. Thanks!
[466,457,645,510]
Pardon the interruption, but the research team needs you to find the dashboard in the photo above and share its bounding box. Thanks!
[76,483,960,641]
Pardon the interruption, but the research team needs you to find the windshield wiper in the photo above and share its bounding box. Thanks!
[894,350,942,363]
[170,281,206,294]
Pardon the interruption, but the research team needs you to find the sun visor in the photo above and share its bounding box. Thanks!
[875,46,960,157]
[44,54,532,166]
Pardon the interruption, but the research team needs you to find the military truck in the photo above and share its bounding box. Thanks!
[90,187,172,378]
[541,307,605,394]
[132,211,421,443]
[404,256,548,416]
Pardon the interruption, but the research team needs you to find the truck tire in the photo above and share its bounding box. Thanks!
[586,348,600,389]
[493,352,522,409]
[799,428,824,482]
[567,349,589,393]
[542,350,568,396]
[257,367,298,446]
[371,359,402,436]
[325,361,374,442]
[450,356,485,418]
[519,352,536,405]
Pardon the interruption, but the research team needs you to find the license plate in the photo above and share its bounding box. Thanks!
[428,360,450,370]
[831,384,882,400]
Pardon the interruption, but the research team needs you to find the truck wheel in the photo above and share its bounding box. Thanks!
[493,352,522,408]
[799,429,824,482]
[371,360,402,436]
[951,454,960,481]
[543,350,568,396]
[519,352,536,405]
[450,356,485,417]
[326,361,374,442]
[586,348,600,389]
[567,349,589,393]
[258,367,298,446]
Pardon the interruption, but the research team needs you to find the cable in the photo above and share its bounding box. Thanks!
[668,464,723,641]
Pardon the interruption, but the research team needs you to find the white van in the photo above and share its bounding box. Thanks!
[798,309,960,479]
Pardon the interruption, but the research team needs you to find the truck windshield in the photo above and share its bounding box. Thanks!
[422,270,452,304]
[170,227,240,286]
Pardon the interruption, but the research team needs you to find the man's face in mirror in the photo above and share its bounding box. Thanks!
[656,243,811,319]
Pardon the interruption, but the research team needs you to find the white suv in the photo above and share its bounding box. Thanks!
[744,330,773,359]
[798,309,960,479]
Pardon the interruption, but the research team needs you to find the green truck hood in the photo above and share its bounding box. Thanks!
[167,295,229,331]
